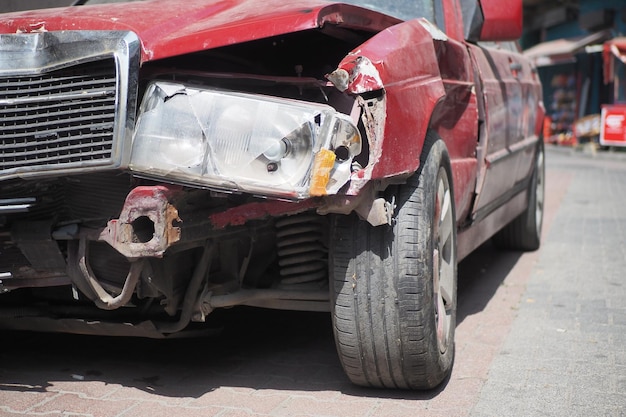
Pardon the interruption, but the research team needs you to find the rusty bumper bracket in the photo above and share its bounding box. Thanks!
[67,237,144,311]
[98,185,182,259]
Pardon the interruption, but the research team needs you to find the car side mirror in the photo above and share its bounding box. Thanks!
[463,0,523,42]
[479,0,523,41]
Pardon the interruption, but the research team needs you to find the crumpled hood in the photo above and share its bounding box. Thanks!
[0,0,399,62]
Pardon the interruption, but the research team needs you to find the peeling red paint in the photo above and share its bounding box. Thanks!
[335,56,384,93]
[209,199,320,229]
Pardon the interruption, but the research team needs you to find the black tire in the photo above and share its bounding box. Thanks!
[492,141,545,251]
[329,135,457,390]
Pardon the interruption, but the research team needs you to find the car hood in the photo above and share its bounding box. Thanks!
[0,0,400,62]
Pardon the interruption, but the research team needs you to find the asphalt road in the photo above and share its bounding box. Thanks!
[0,146,624,417]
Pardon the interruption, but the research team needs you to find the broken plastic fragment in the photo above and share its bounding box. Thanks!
[327,68,350,92]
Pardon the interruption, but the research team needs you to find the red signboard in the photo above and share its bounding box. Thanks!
[600,105,626,146]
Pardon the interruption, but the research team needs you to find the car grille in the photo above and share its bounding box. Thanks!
[0,59,117,172]
[0,31,140,180]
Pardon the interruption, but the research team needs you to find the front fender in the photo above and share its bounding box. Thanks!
[328,18,446,193]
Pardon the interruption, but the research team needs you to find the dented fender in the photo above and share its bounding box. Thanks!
[327,19,446,193]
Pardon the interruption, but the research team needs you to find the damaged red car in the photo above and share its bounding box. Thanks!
[0,0,544,389]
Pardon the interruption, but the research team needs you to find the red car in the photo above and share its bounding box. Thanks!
[0,0,544,389]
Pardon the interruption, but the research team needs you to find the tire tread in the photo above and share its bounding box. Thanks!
[330,133,456,390]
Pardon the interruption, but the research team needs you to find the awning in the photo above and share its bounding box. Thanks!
[603,37,626,83]
[524,29,612,67]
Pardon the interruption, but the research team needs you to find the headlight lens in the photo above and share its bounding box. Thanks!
[130,82,361,198]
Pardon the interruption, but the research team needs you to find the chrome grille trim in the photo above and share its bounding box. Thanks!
[0,31,140,180]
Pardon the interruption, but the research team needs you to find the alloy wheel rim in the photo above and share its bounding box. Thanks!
[433,168,455,354]
[535,150,545,236]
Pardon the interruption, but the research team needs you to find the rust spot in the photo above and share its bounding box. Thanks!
[165,204,182,245]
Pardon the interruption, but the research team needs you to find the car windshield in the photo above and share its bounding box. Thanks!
[340,0,435,22]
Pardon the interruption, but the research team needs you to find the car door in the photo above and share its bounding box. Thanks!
[466,41,528,219]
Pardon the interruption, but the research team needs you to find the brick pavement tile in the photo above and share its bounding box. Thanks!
[187,387,289,414]
[180,368,345,394]
[253,389,342,402]
[569,387,626,412]
[30,393,136,417]
[400,411,457,417]
[518,368,569,389]
[0,391,58,413]
[119,403,223,417]
[270,397,379,417]
[102,384,197,405]
[529,356,573,374]
[0,411,63,417]
[213,410,257,417]
[453,348,497,380]
[571,405,624,417]
[567,363,619,393]
[611,311,626,325]
[474,383,572,417]
[367,401,428,417]
[262,377,347,394]
[427,378,483,413]
[46,380,121,400]
[470,324,512,346]
[610,328,626,348]
[617,371,626,393]
[549,305,578,321]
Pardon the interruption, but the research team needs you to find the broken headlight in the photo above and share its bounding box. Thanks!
[129,81,361,199]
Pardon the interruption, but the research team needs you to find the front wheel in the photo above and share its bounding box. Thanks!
[329,136,457,390]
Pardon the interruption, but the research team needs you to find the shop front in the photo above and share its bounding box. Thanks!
[601,37,626,146]
[524,30,612,146]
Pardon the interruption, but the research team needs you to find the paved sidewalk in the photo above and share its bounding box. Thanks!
[472,148,626,416]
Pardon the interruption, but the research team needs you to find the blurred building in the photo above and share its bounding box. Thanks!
[523,0,626,146]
